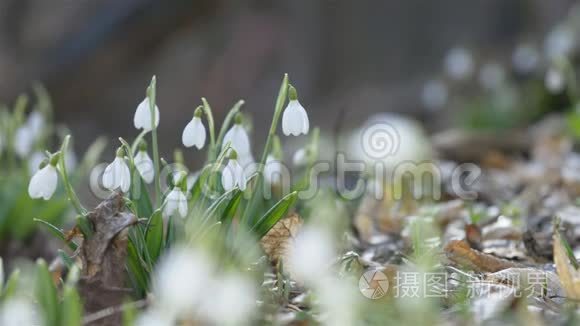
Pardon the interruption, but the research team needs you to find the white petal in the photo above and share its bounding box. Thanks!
[221,162,237,191]
[117,158,132,192]
[223,125,250,156]
[182,117,206,149]
[103,157,131,192]
[28,165,58,200]
[235,163,247,191]
[134,98,160,131]
[177,191,188,218]
[293,148,307,166]
[282,100,308,136]
[163,190,178,217]
[264,155,282,184]
[134,151,154,184]
[14,126,34,158]
[28,151,46,175]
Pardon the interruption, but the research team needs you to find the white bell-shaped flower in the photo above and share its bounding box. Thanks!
[102,149,131,192]
[221,151,247,191]
[223,121,251,157]
[134,150,155,184]
[163,186,188,218]
[264,154,283,184]
[28,151,45,174]
[14,125,34,158]
[545,67,566,94]
[134,97,160,131]
[28,154,59,200]
[182,108,206,149]
[292,148,308,167]
[202,274,257,325]
[282,85,309,136]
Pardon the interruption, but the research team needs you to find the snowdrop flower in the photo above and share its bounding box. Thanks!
[0,298,41,326]
[512,43,540,74]
[27,111,44,136]
[421,79,448,111]
[545,67,566,94]
[102,148,131,192]
[28,153,59,200]
[13,125,34,158]
[134,150,154,184]
[264,154,283,184]
[444,46,474,81]
[288,226,335,284]
[134,97,160,131]
[163,173,188,218]
[478,62,506,90]
[202,275,256,325]
[292,148,308,167]
[544,26,575,60]
[182,107,206,149]
[222,115,251,157]
[154,247,213,318]
[282,85,309,136]
[221,150,247,191]
[135,310,173,326]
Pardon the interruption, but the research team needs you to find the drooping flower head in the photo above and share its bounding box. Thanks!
[182,106,206,149]
[222,113,251,157]
[221,150,247,191]
[102,147,131,192]
[28,152,59,200]
[134,97,160,132]
[282,85,309,136]
[134,140,155,184]
[163,171,188,218]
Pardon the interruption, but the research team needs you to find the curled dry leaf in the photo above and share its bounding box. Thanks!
[444,240,523,273]
[78,192,138,326]
[260,213,303,268]
[553,230,580,300]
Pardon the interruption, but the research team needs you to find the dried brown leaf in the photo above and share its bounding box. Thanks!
[553,230,580,300]
[444,240,523,272]
[260,213,303,267]
[78,192,138,326]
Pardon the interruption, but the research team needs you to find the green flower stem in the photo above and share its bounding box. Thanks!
[130,130,148,156]
[147,76,162,206]
[212,100,245,162]
[59,135,87,215]
[201,98,217,162]
[241,74,288,226]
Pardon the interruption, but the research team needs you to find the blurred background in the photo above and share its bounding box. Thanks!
[0,0,576,161]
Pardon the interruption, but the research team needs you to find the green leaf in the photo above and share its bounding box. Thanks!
[145,209,164,264]
[35,259,58,326]
[131,177,153,218]
[34,218,78,251]
[126,242,149,296]
[251,191,298,238]
[61,286,82,326]
[58,250,75,270]
[220,190,243,228]
[1,269,20,301]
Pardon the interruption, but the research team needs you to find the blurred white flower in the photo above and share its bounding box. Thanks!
[135,310,173,326]
[282,100,309,136]
[102,153,131,192]
[163,187,188,218]
[134,98,160,131]
[154,247,213,318]
[512,43,540,74]
[134,150,154,184]
[14,125,34,158]
[478,62,506,90]
[545,67,566,94]
[222,157,247,191]
[544,26,575,60]
[27,111,44,135]
[28,151,46,174]
[223,123,251,157]
[421,80,448,111]
[292,148,308,167]
[182,116,206,149]
[264,155,283,184]
[202,275,256,325]
[288,226,335,284]
[444,47,474,81]
[187,171,201,191]
[0,298,41,326]
[317,278,358,326]
[28,163,58,200]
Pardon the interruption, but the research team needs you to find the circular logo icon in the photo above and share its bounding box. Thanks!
[361,122,400,159]
[359,269,389,299]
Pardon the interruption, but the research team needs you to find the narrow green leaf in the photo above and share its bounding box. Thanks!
[252,191,298,238]
[1,269,20,301]
[35,259,58,326]
[61,286,82,326]
[34,218,78,251]
[145,209,164,264]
